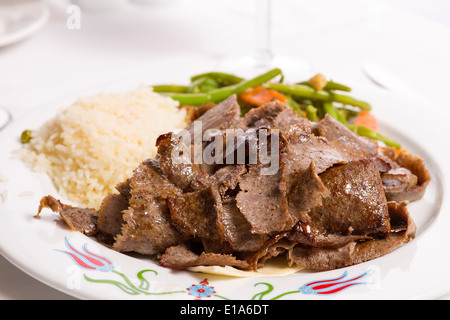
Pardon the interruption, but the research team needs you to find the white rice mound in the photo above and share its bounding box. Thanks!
[22,86,187,209]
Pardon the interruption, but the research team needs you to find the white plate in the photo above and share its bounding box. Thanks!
[0,80,449,300]
[0,0,49,48]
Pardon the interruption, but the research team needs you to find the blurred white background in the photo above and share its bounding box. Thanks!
[381,0,450,26]
[0,0,449,116]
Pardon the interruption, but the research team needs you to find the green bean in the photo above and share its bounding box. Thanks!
[332,93,372,110]
[266,83,371,111]
[297,80,352,92]
[190,72,244,87]
[335,105,360,118]
[237,68,283,90]
[152,84,189,93]
[306,105,318,122]
[323,102,348,124]
[323,102,338,120]
[187,77,219,93]
[166,68,283,106]
[161,91,227,106]
[325,80,352,92]
[285,95,303,116]
[347,125,401,149]
[338,109,349,122]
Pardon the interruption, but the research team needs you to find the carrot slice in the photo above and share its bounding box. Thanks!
[239,86,287,106]
[354,110,378,131]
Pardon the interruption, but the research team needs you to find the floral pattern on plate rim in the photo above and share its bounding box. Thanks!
[57,237,373,299]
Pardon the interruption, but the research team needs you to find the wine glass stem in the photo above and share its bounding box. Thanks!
[254,0,273,67]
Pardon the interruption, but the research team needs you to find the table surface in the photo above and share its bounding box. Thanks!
[1,0,449,300]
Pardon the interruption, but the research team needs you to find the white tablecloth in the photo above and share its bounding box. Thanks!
[1,0,449,300]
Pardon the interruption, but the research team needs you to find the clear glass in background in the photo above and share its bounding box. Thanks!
[217,0,310,78]
[0,108,11,131]
[69,0,128,10]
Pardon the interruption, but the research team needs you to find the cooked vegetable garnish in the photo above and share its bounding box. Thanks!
[266,83,372,111]
[354,110,378,131]
[323,102,348,125]
[324,80,353,92]
[285,96,303,116]
[188,77,220,93]
[159,68,283,105]
[348,125,401,149]
[152,84,189,93]
[190,72,244,87]
[21,130,32,144]
[308,73,328,91]
[298,80,352,92]
[239,85,286,106]
[150,69,401,149]
[306,105,318,122]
